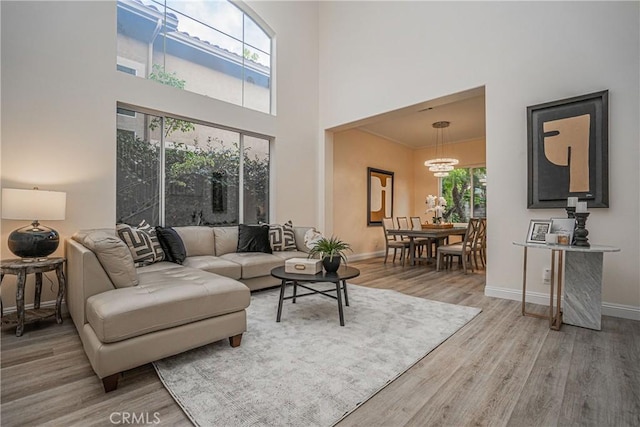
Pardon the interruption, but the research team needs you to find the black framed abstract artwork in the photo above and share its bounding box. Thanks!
[527,90,609,209]
[367,167,394,226]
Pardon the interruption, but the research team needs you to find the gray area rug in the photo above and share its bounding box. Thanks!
[154,283,481,427]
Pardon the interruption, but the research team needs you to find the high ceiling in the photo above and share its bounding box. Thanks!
[357,95,486,148]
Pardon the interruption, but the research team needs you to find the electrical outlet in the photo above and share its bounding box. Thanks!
[542,268,551,285]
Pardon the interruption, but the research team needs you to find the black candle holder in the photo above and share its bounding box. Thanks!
[573,212,590,247]
[565,206,576,218]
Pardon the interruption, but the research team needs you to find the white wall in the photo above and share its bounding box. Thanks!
[0,1,319,306]
[318,1,640,316]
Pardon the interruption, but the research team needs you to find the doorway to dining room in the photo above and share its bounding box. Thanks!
[327,86,487,268]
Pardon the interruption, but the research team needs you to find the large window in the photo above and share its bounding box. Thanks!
[117,108,270,226]
[440,167,486,222]
[117,0,272,113]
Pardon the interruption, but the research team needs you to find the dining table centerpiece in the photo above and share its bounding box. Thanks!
[425,195,448,225]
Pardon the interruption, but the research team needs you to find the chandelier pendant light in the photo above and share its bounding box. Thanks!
[424,120,459,177]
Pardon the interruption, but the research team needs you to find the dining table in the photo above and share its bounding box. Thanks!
[387,226,468,266]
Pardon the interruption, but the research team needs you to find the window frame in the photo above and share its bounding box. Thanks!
[439,165,487,221]
[116,103,272,226]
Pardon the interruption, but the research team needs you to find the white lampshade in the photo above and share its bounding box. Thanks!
[1,188,66,221]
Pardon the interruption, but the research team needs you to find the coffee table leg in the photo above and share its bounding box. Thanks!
[335,281,345,326]
[342,280,349,306]
[277,279,286,322]
[293,281,297,303]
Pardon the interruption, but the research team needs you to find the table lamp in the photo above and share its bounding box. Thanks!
[1,188,66,261]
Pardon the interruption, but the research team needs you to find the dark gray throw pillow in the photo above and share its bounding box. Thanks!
[155,226,187,264]
[237,224,272,254]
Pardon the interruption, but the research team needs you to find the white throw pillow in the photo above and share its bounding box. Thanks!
[304,228,324,250]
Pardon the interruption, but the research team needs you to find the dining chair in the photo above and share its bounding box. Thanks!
[382,217,410,265]
[410,216,431,258]
[471,218,487,269]
[436,218,480,274]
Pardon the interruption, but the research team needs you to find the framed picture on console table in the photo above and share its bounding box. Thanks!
[527,90,609,209]
[526,219,552,244]
[367,167,394,226]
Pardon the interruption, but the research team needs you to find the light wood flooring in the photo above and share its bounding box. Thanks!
[1,258,639,426]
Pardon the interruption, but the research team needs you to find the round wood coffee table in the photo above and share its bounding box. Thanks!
[270,265,360,326]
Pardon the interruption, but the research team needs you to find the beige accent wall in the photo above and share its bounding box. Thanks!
[333,129,414,257]
[333,129,485,258]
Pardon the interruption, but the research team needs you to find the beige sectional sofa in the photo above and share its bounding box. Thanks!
[66,225,313,392]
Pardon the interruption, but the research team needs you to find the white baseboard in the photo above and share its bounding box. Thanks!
[347,251,384,262]
[485,285,640,321]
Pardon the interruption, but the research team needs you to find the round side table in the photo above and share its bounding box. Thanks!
[0,257,66,336]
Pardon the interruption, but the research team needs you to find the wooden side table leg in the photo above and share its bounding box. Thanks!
[55,265,66,324]
[15,270,26,337]
[34,272,43,309]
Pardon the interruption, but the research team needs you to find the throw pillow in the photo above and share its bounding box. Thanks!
[237,224,272,254]
[72,230,139,288]
[116,220,165,267]
[304,228,324,250]
[267,220,297,251]
[155,226,187,264]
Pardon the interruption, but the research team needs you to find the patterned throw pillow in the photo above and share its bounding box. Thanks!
[116,220,165,267]
[268,220,297,251]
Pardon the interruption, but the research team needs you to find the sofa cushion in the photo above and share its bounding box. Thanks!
[173,226,215,257]
[220,252,284,279]
[182,256,242,279]
[237,224,272,254]
[271,250,311,261]
[85,265,250,343]
[116,221,165,266]
[214,226,239,256]
[155,226,187,264]
[73,230,139,288]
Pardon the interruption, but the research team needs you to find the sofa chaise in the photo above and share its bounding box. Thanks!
[66,224,313,392]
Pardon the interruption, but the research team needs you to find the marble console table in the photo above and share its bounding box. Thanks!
[513,242,620,331]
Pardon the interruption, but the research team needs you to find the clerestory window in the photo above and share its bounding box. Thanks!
[116,0,272,114]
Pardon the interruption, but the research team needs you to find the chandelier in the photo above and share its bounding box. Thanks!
[424,121,459,177]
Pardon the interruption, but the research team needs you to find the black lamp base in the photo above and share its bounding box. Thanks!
[8,222,59,260]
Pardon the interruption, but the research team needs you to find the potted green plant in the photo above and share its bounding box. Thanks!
[308,236,352,273]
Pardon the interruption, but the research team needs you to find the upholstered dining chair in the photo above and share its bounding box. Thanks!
[436,218,480,274]
[382,217,410,264]
[410,216,431,258]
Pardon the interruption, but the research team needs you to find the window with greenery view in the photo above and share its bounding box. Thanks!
[117,108,270,226]
[117,0,272,113]
[440,167,486,222]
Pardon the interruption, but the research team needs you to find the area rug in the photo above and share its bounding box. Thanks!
[153,283,481,427]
